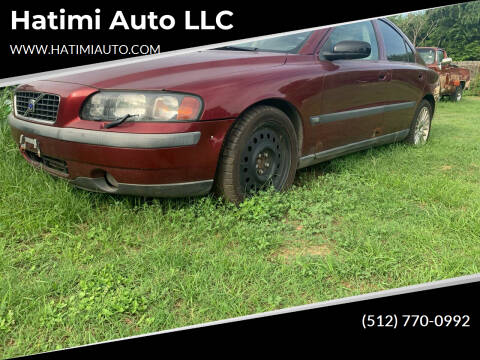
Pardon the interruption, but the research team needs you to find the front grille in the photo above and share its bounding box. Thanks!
[25,151,69,175]
[15,91,60,123]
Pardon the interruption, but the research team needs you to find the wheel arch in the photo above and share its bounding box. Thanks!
[422,94,436,118]
[235,98,304,155]
[213,99,301,202]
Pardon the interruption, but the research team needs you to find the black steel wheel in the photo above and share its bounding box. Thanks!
[239,125,291,194]
[215,105,298,203]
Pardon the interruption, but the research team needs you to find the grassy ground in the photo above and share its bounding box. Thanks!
[1,91,479,357]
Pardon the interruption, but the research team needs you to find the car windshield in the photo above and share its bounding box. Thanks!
[216,31,314,53]
[417,48,436,64]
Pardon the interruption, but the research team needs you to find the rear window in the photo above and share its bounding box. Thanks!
[405,43,415,63]
[378,20,410,62]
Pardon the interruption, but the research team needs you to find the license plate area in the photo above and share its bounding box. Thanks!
[24,151,69,176]
[19,134,69,176]
[19,134,41,157]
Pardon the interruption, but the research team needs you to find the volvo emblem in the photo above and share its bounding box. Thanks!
[27,99,36,112]
[24,93,45,116]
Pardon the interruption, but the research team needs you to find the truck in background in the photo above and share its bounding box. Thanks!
[417,47,471,102]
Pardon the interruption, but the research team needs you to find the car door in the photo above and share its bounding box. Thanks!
[376,19,426,134]
[313,20,393,151]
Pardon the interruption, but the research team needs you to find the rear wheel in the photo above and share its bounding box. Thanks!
[215,105,298,203]
[404,100,432,146]
[451,86,463,102]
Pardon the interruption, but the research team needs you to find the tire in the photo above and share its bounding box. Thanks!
[215,105,298,203]
[451,86,463,102]
[404,100,433,146]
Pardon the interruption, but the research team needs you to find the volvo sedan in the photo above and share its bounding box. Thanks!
[9,18,438,203]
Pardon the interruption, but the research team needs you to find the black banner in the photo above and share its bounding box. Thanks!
[1,0,465,79]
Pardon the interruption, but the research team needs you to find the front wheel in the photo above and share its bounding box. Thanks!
[404,100,433,146]
[215,105,298,203]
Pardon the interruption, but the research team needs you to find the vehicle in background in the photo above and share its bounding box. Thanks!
[417,47,470,102]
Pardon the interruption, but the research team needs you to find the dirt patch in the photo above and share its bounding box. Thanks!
[274,243,332,261]
[124,317,140,331]
[341,281,354,289]
[174,298,183,309]
[440,165,452,171]
[418,202,428,209]
[340,281,371,293]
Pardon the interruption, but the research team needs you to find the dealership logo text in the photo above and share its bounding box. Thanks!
[11,10,234,31]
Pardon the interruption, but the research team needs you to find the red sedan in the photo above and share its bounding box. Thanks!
[9,18,438,203]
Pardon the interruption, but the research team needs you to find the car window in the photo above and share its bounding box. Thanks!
[417,48,436,64]
[321,21,379,60]
[405,42,415,63]
[230,31,314,53]
[437,50,445,63]
[378,20,409,62]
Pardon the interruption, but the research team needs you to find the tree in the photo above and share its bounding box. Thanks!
[390,12,437,47]
[389,1,480,60]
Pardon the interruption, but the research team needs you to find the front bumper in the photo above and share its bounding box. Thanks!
[9,113,234,197]
[9,115,202,149]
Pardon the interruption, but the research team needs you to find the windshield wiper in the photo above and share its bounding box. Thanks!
[104,114,138,129]
[215,46,258,52]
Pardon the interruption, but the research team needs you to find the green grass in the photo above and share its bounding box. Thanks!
[1,90,479,357]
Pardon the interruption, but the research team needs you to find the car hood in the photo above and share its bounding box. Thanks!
[45,50,288,91]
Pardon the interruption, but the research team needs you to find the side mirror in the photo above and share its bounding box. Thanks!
[441,57,452,64]
[322,41,371,61]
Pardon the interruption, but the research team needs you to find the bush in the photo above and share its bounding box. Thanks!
[465,74,480,97]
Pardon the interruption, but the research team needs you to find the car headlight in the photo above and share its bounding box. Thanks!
[80,91,203,122]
